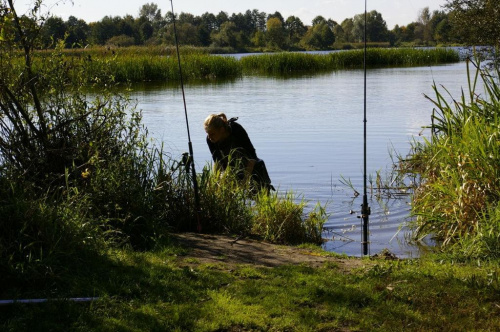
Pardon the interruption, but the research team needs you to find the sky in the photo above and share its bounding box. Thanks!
[15,0,449,29]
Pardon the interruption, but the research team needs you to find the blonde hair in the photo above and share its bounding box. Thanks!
[204,113,228,132]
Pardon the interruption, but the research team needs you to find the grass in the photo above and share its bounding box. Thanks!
[28,46,460,83]
[241,48,460,75]
[395,56,500,257]
[1,242,500,331]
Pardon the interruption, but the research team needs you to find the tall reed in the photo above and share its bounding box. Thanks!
[30,47,460,82]
[241,48,460,74]
[253,191,327,245]
[397,58,500,257]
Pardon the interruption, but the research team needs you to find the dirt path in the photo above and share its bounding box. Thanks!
[173,232,368,271]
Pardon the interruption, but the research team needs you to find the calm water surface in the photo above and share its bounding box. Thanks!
[132,61,472,257]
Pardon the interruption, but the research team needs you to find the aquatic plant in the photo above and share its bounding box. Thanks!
[397,57,500,257]
[241,48,460,74]
[253,191,328,245]
[26,47,461,83]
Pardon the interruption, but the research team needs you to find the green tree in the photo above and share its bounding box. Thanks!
[340,18,355,42]
[429,10,451,44]
[266,16,286,49]
[215,11,229,30]
[40,16,66,48]
[312,15,326,26]
[139,2,162,23]
[333,24,345,43]
[65,16,89,47]
[285,15,306,46]
[352,10,388,42]
[417,7,432,43]
[445,0,500,46]
[434,17,452,43]
[250,9,267,32]
[267,11,284,25]
[89,16,119,45]
[300,22,334,50]
[211,21,238,48]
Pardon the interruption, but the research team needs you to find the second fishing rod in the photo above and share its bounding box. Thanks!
[169,0,202,231]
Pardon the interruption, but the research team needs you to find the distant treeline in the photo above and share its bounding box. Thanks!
[36,3,471,51]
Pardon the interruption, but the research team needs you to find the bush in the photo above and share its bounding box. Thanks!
[106,35,136,47]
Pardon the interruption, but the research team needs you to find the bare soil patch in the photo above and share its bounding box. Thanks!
[173,232,366,271]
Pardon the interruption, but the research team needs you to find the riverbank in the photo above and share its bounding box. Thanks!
[1,232,499,331]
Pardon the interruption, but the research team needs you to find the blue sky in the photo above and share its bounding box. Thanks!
[16,0,448,28]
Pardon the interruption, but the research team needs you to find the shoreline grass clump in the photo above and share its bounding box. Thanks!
[396,57,500,258]
[253,191,327,245]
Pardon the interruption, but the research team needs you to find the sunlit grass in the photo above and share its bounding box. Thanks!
[396,57,500,257]
[2,246,500,331]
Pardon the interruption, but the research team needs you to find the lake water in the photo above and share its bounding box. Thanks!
[131,61,473,257]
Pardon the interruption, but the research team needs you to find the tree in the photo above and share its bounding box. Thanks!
[210,21,238,48]
[266,17,286,49]
[139,21,154,42]
[89,16,119,45]
[267,11,284,25]
[340,18,355,42]
[312,16,326,26]
[250,9,267,32]
[300,22,334,50]
[434,17,452,43]
[139,2,162,23]
[332,24,345,43]
[445,0,500,46]
[429,10,450,44]
[352,10,388,42]
[285,15,306,46]
[40,16,66,48]
[417,7,432,43]
[65,16,89,47]
[215,11,229,30]
[164,21,199,46]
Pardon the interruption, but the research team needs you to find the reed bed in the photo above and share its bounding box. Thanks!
[397,58,500,257]
[76,53,242,83]
[241,48,460,74]
[26,47,461,83]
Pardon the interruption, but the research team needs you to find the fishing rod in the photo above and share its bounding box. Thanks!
[361,0,371,256]
[169,0,202,231]
[0,297,99,305]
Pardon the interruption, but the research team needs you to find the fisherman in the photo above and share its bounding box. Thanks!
[204,113,274,193]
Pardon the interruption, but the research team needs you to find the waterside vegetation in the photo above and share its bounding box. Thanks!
[0,0,325,307]
[396,57,500,258]
[29,46,460,83]
[2,1,500,330]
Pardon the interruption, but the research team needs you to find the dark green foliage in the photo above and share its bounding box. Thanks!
[445,0,500,47]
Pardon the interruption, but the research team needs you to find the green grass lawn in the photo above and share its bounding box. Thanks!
[1,234,499,331]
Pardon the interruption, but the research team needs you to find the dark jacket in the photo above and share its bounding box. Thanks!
[206,118,274,191]
[206,118,256,171]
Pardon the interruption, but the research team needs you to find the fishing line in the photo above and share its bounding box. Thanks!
[169,0,201,231]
